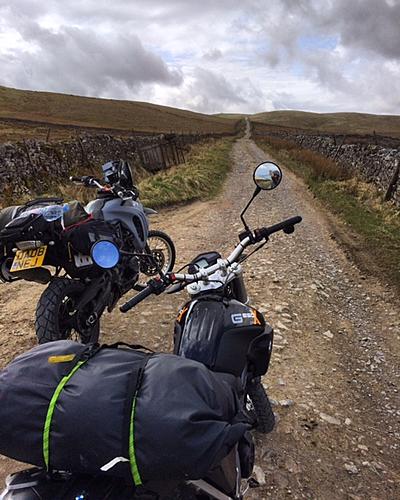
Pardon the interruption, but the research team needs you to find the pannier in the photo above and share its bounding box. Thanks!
[0,341,247,486]
[62,217,117,256]
[63,200,90,227]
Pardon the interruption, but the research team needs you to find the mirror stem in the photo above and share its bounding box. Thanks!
[240,187,261,231]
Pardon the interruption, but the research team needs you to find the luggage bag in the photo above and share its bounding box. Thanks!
[0,341,247,486]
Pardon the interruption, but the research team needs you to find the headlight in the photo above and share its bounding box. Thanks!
[91,241,120,269]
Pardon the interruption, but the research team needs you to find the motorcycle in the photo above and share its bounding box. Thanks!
[0,160,175,344]
[1,161,302,499]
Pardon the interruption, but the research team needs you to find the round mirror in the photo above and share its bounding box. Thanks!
[253,161,282,190]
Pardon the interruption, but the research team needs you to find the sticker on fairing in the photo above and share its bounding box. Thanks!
[231,312,254,324]
[231,309,261,325]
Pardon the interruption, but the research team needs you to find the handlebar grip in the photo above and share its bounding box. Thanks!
[259,216,302,239]
[120,285,154,312]
[70,175,100,187]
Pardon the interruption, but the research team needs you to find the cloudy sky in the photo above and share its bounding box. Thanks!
[0,0,399,114]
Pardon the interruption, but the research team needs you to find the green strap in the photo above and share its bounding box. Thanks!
[128,356,152,487]
[129,395,142,486]
[43,360,87,469]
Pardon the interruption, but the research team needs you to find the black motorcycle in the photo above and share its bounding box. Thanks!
[121,160,302,440]
[1,161,302,499]
[0,160,175,344]
[118,160,302,497]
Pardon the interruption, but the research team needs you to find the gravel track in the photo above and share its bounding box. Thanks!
[0,131,398,499]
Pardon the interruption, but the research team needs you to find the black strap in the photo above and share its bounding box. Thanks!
[77,342,102,360]
[56,343,101,376]
[103,341,154,353]
[195,293,225,302]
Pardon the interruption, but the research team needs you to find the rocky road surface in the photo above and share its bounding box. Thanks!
[0,131,399,499]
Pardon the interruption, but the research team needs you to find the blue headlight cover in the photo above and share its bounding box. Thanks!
[91,240,120,268]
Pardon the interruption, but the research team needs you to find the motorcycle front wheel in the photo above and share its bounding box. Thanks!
[142,229,176,276]
[136,230,176,290]
[35,278,100,344]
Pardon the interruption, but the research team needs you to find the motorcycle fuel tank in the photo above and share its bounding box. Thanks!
[174,297,273,377]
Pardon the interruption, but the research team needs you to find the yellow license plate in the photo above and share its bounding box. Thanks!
[10,246,47,272]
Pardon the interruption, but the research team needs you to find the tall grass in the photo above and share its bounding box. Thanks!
[0,139,234,209]
[262,137,349,181]
[139,138,234,208]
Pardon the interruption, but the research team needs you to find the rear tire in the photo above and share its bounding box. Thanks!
[35,278,100,344]
[247,379,275,434]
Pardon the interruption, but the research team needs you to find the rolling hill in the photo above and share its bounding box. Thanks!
[0,86,240,142]
[250,110,400,138]
[1,84,400,143]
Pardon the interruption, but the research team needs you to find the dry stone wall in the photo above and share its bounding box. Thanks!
[253,125,400,207]
[0,132,215,199]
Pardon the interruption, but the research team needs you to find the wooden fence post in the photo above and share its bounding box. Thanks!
[23,140,36,170]
[333,135,347,160]
[384,159,400,202]
[159,143,167,169]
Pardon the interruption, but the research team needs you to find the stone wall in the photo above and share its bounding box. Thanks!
[252,123,400,206]
[0,132,219,199]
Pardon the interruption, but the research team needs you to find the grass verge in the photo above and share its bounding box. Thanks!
[0,138,235,209]
[256,137,400,289]
[138,138,235,208]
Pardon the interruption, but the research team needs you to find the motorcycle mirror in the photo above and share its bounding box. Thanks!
[240,161,283,232]
[253,161,282,191]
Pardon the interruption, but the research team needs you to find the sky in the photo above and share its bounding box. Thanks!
[0,0,399,115]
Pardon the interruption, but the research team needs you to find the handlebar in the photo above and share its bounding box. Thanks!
[120,284,155,312]
[255,216,302,240]
[120,277,167,312]
[70,176,139,201]
[69,176,104,189]
[120,215,302,312]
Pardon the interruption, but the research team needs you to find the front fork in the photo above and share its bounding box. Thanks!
[74,275,113,329]
[231,274,248,304]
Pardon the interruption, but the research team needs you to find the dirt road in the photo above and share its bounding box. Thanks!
[0,132,399,499]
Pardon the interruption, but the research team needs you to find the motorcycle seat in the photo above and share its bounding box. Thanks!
[0,206,21,231]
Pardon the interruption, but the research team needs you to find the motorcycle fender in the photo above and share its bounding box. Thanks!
[143,207,157,215]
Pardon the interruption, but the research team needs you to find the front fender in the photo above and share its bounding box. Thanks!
[143,207,157,215]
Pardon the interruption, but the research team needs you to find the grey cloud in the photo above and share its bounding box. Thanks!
[189,67,247,112]
[1,0,400,114]
[0,18,182,97]
[202,49,223,61]
[1,0,257,26]
[182,67,266,114]
[317,0,400,60]
[261,0,400,61]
